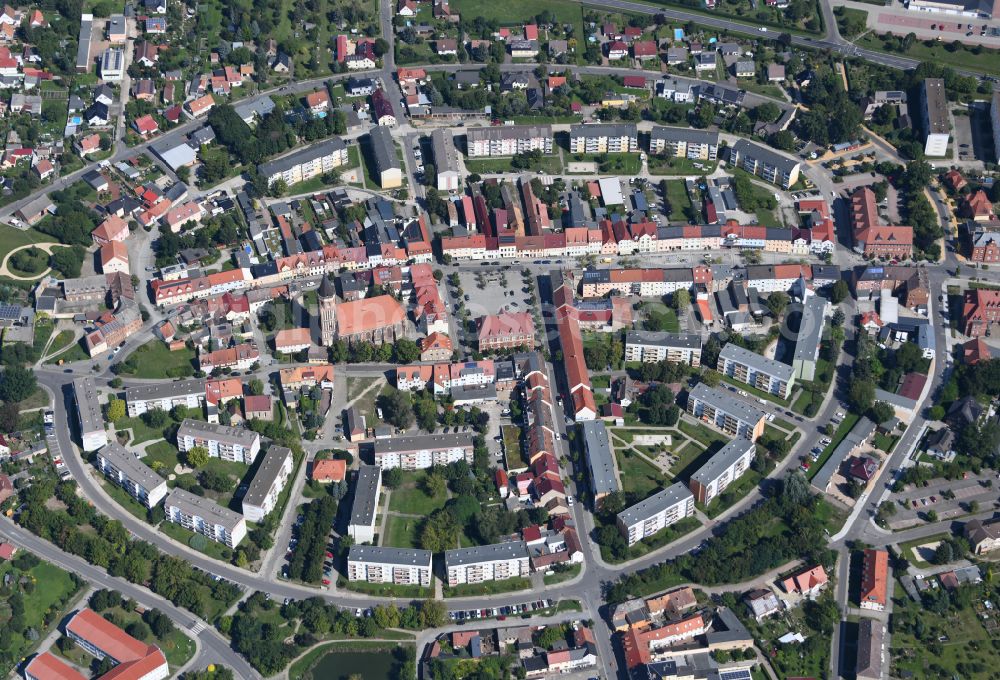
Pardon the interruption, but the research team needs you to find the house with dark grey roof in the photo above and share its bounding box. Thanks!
[580,420,619,504]
[348,465,382,543]
[616,482,695,545]
[241,445,293,521]
[368,125,401,189]
[624,331,702,365]
[444,541,529,586]
[347,545,432,587]
[717,343,795,399]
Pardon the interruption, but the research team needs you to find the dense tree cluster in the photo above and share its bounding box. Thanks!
[287,495,337,582]
[794,69,863,146]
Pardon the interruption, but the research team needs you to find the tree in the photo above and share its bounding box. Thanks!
[766,291,790,319]
[248,379,264,395]
[830,280,849,304]
[393,338,420,364]
[184,446,210,468]
[107,398,126,422]
[751,102,780,123]
[376,388,414,430]
[672,289,690,311]
[848,378,876,414]
[383,468,403,489]
[0,365,36,403]
[870,401,896,424]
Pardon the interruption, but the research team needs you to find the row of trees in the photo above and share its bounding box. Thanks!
[287,495,337,583]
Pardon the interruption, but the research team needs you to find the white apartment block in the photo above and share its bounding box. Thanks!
[727,139,801,189]
[347,545,432,587]
[257,137,349,187]
[372,433,474,470]
[919,78,950,157]
[96,443,168,509]
[445,541,530,586]
[688,438,756,505]
[465,124,553,157]
[624,331,702,366]
[717,343,795,399]
[348,465,382,543]
[686,383,766,441]
[616,482,694,546]
[568,123,638,154]
[649,126,719,160]
[125,379,206,417]
[431,128,460,191]
[176,418,261,464]
[165,487,247,547]
[74,376,108,452]
[241,445,293,522]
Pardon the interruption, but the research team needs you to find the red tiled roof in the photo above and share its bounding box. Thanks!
[311,459,346,482]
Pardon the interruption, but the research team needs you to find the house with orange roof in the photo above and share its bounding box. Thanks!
[963,337,991,365]
[24,652,86,680]
[780,565,828,597]
[942,168,967,192]
[335,294,406,343]
[305,89,331,113]
[92,214,130,245]
[274,327,313,353]
[64,608,168,680]
[76,133,102,156]
[420,331,453,361]
[963,190,995,222]
[311,458,346,483]
[186,93,214,117]
[198,342,259,372]
[132,114,159,137]
[278,364,334,391]
[860,549,888,611]
[99,241,129,274]
[850,186,912,259]
[477,311,535,351]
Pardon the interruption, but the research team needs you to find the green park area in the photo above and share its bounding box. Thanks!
[114,340,197,379]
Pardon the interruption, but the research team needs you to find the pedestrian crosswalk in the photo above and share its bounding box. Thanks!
[189,620,206,635]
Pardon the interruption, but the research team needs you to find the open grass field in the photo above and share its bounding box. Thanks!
[614,448,663,501]
[44,338,90,364]
[44,329,76,358]
[443,577,532,598]
[649,157,718,177]
[384,513,422,549]
[114,416,165,445]
[0,226,52,264]
[119,340,197,379]
[387,472,449,516]
[857,32,1000,76]
[450,0,584,37]
[464,155,564,175]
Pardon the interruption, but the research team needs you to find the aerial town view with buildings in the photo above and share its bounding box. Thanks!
[0,0,996,677]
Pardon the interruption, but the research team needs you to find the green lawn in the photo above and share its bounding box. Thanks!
[101,479,151,522]
[649,157,718,176]
[339,578,432,598]
[543,563,581,586]
[700,470,763,519]
[898,533,950,568]
[463,154,563,175]
[873,432,898,452]
[0,226,53,264]
[443,577,532,598]
[44,329,76,358]
[387,473,448,516]
[160,520,233,563]
[117,340,196,379]
[662,179,694,219]
[677,418,727,448]
[449,0,584,47]
[502,424,525,467]
[857,32,1000,76]
[44,338,90,364]
[383,513,421,549]
[115,416,166,445]
[566,152,641,175]
[614,448,664,501]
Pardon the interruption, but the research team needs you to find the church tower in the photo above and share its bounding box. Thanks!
[318,275,337,346]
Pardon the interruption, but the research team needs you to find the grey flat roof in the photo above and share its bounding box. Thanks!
[691,438,756,487]
[581,420,619,497]
[369,125,399,173]
[349,464,381,527]
[466,124,552,142]
[719,342,794,382]
[650,126,719,146]
[445,540,527,568]
[617,481,693,527]
[730,139,800,174]
[921,78,949,134]
[811,417,876,491]
[165,487,244,532]
[626,330,702,351]
[76,14,93,69]
[431,128,460,175]
[242,445,291,508]
[99,443,165,492]
[177,419,259,448]
[73,376,104,434]
[688,383,765,424]
[372,432,473,454]
[348,545,432,567]
[126,378,206,403]
[793,296,828,363]
[257,137,347,177]
[569,123,637,138]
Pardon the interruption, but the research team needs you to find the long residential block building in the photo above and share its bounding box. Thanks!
[919,78,950,157]
[581,420,619,505]
[96,443,168,509]
[164,487,247,548]
[125,378,205,417]
[74,376,108,452]
[431,128,460,191]
[579,266,712,298]
[465,125,553,157]
[347,545,432,587]
[241,445,294,522]
[176,419,261,464]
[860,548,889,611]
[64,608,169,680]
[717,343,795,399]
[444,541,530,586]
[649,126,719,160]
[688,438,756,505]
[568,123,638,154]
[616,482,695,546]
[371,433,474,470]
[348,464,382,543]
[257,137,349,187]
[686,383,766,441]
[624,331,702,365]
[727,139,801,188]
[849,186,913,259]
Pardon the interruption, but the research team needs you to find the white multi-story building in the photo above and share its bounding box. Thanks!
[100,47,124,81]
[727,139,801,188]
[717,343,795,399]
[257,137,349,187]
[919,78,950,157]
[624,331,703,365]
[431,128,460,191]
[372,433,474,470]
[465,125,553,157]
[347,545,432,587]
[568,123,638,154]
[616,482,694,545]
[125,379,206,417]
[348,464,382,543]
[176,419,261,464]
[687,383,766,441]
[73,376,108,451]
[649,126,719,160]
[688,438,756,505]
[96,443,168,508]
[445,541,529,586]
[241,445,293,522]
[165,487,247,547]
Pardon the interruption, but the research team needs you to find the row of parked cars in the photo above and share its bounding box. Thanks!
[449,599,553,622]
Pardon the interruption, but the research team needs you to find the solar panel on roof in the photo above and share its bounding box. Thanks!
[719,670,752,680]
[0,304,21,320]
